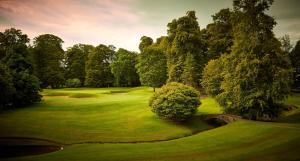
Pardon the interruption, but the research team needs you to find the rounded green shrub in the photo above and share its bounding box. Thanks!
[65,78,81,88]
[149,82,201,121]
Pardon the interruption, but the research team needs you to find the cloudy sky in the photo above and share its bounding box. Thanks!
[0,0,299,51]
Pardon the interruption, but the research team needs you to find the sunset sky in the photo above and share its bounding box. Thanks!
[0,0,299,51]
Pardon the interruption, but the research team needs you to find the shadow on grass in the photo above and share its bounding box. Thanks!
[68,93,97,98]
[43,92,97,98]
[278,112,300,124]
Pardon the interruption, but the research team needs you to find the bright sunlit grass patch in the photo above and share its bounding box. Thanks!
[0,87,212,144]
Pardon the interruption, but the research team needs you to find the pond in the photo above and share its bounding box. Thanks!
[0,137,63,158]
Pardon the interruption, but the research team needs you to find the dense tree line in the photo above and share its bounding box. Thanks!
[65,44,94,86]
[0,28,41,109]
[111,48,140,87]
[32,34,65,88]
[85,44,115,87]
[1,0,299,119]
[0,30,141,109]
[138,0,298,120]
[202,0,293,120]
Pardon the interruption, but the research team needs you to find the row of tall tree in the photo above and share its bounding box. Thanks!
[30,35,141,89]
[1,0,300,119]
[136,9,234,90]
[137,0,300,120]
[0,29,142,108]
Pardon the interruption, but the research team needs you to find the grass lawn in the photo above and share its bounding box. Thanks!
[0,87,299,161]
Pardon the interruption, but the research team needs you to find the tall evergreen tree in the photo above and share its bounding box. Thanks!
[166,11,207,88]
[203,0,293,120]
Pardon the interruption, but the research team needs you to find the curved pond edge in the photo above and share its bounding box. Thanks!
[0,137,63,158]
[0,114,240,158]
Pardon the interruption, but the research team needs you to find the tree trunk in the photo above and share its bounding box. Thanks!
[153,87,155,92]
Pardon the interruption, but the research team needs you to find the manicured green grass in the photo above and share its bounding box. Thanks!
[0,87,211,144]
[3,120,300,161]
[0,88,300,161]
[198,97,222,115]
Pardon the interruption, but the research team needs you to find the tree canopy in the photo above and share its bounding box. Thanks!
[202,0,293,120]
[166,11,207,88]
[65,44,94,86]
[139,36,153,52]
[136,44,167,92]
[32,34,65,88]
[0,1,296,118]
[204,8,233,60]
[0,28,41,108]
[110,48,140,87]
[85,44,115,87]
[290,40,300,89]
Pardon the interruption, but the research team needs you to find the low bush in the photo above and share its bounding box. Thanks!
[149,82,201,121]
[65,78,81,88]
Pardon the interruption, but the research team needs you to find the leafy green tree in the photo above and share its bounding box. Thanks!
[136,45,167,92]
[85,44,115,87]
[166,11,207,87]
[203,0,293,120]
[110,48,140,87]
[0,28,41,107]
[290,40,300,89]
[10,68,41,107]
[32,34,65,88]
[139,36,153,52]
[155,36,170,52]
[204,8,233,60]
[149,82,201,121]
[181,53,199,87]
[0,63,15,108]
[65,44,94,86]
[201,57,225,97]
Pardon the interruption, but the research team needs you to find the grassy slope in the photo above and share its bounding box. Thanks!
[1,88,300,161]
[0,87,212,144]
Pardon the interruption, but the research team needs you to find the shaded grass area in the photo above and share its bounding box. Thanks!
[0,88,300,161]
[68,93,97,98]
[278,93,300,123]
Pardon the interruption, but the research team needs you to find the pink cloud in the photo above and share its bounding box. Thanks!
[0,0,158,51]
